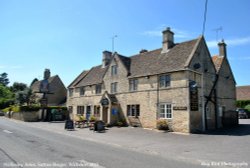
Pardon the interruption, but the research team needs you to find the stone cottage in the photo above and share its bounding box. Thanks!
[67,27,237,133]
[31,69,67,106]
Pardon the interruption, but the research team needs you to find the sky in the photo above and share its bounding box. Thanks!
[0,0,250,87]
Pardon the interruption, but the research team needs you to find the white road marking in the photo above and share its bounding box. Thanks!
[3,130,13,134]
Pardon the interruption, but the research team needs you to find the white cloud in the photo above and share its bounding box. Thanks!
[0,65,6,69]
[207,37,250,48]
[142,26,193,39]
[0,65,23,70]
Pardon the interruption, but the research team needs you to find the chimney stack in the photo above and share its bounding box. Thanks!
[218,39,227,57]
[161,27,174,53]
[102,51,112,68]
[44,69,51,80]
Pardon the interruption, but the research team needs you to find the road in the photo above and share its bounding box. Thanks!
[0,118,202,168]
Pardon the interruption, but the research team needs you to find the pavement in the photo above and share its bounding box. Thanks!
[1,117,250,167]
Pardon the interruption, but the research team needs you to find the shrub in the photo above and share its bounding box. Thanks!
[2,105,20,112]
[245,104,250,112]
[236,100,250,108]
[156,119,168,130]
[20,105,40,112]
[89,115,96,122]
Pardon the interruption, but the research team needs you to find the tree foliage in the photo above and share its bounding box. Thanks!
[0,72,10,86]
[15,88,33,106]
[10,82,28,92]
[0,84,14,109]
[236,100,250,108]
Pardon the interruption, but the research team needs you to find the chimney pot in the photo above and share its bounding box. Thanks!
[102,50,112,68]
[161,27,174,53]
[140,49,148,54]
[218,39,227,57]
[44,69,51,80]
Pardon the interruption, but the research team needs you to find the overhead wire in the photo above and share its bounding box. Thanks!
[202,0,208,35]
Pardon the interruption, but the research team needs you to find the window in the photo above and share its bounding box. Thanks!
[77,106,84,115]
[127,105,140,117]
[129,79,138,91]
[111,65,117,76]
[94,105,100,118]
[95,84,102,94]
[159,75,171,88]
[159,103,172,119]
[111,82,118,93]
[69,89,73,97]
[80,87,85,96]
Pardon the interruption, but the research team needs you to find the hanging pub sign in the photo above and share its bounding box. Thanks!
[189,81,199,111]
[101,98,109,106]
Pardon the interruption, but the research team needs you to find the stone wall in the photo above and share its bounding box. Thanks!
[10,111,39,122]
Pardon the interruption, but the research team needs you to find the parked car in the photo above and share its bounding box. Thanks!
[237,108,248,119]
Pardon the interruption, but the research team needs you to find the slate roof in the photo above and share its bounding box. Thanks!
[236,85,250,100]
[31,75,58,92]
[70,37,201,87]
[74,65,108,87]
[212,55,224,72]
[68,70,89,88]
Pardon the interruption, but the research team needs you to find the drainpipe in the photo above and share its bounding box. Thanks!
[156,76,160,121]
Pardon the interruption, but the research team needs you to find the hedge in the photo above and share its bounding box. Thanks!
[2,105,67,112]
[236,100,250,108]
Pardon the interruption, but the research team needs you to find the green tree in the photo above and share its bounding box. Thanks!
[0,72,10,86]
[15,88,32,106]
[0,84,14,109]
[10,82,28,92]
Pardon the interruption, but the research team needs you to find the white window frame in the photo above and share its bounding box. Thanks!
[127,104,140,117]
[159,103,172,119]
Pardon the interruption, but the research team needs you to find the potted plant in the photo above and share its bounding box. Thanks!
[156,119,168,130]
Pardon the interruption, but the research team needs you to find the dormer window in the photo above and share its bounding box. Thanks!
[111,65,117,76]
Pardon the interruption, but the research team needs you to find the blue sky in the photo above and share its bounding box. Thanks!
[0,0,249,87]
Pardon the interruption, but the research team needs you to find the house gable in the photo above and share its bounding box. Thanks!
[186,36,216,75]
[103,53,129,93]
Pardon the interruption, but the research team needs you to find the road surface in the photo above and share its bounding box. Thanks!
[0,118,202,168]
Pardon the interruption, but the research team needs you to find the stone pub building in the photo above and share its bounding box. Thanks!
[67,27,237,133]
